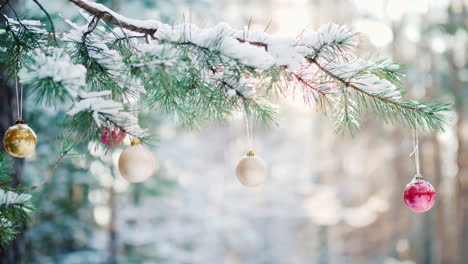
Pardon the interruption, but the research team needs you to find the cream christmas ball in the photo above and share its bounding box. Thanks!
[235,151,268,187]
[118,139,158,183]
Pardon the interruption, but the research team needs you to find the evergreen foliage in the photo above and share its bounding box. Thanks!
[0,154,33,246]
[0,0,451,246]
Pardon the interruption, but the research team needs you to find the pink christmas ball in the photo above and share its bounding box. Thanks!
[101,126,127,146]
[403,179,437,213]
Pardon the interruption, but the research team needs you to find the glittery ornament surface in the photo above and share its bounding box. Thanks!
[3,123,37,158]
[403,179,437,213]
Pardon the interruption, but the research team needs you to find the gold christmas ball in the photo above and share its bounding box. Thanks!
[118,139,158,183]
[3,120,37,158]
[235,151,268,187]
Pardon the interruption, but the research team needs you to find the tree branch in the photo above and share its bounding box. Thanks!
[67,0,270,49]
[32,0,59,47]
[65,0,445,130]
[15,150,69,191]
[309,57,435,115]
[68,0,158,36]
[292,72,326,96]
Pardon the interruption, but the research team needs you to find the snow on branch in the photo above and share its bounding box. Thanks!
[0,187,32,245]
[0,189,32,209]
[63,16,145,99]
[213,73,257,99]
[318,59,401,99]
[19,47,87,102]
[63,0,448,131]
[67,0,357,71]
[6,16,48,35]
[0,0,446,132]
[68,90,148,138]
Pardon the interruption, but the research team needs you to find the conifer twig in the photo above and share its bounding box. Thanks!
[16,150,69,191]
[309,57,433,115]
[32,0,59,47]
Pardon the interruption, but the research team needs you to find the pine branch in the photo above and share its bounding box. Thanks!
[31,0,58,47]
[1,0,448,133]
[0,155,33,245]
[68,0,157,36]
[16,150,69,191]
[0,16,48,77]
[310,57,450,131]
[292,72,327,96]
[0,153,12,184]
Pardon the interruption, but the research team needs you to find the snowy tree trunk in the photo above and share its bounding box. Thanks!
[108,185,118,264]
[426,47,449,264]
[0,2,26,261]
[388,22,410,260]
[431,134,448,263]
[317,226,328,264]
[0,53,26,264]
[453,51,466,264]
[419,140,436,264]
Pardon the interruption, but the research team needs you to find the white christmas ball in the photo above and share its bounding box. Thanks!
[235,153,268,187]
[118,140,158,183]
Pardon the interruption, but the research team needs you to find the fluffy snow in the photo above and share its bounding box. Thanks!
[63,17,145,96]
[6,16,48,34]
[323,59,369,81]
[319,59,402,99]
[133,43,179,68]
[69,2,358,72]
[68,90,148,137]
[213,73,256,99]
[351,74,401,99]
[19,48,87,98]
[297,24,358,59]
[0,189,32,206]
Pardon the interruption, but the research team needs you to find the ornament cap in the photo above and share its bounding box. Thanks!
[131,138,141,146]
[246,150,255,156]
[15,119,24,124]
[413,173,424,181]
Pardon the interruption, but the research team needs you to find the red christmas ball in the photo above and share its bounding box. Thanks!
[101,126,126,146]
[403,178,436,213]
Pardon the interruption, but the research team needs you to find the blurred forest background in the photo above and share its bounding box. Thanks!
[0,0,467,263]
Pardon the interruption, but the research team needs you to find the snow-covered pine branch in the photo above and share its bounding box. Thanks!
[0,0,449,133]
[65,0,449,131]
[63,15,145,100]
[68,90,148,138]
[69,0,357,71]
[0,183,33,245]
[19,47,86,104]
[17,47,148,140]
[0,190,32,209]
[0,16,48,78]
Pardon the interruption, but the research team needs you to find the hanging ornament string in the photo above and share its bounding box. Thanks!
[15,75,20,119]
[15,69,23,120]
[409,129,421,177]
[404,129,437,213]
[9,70,67,190]
[20,78,23,120]
[237,111,267,187]
[244,112,253,151]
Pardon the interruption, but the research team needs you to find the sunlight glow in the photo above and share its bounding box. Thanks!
[94,206,110,227]
[354,20,393,47]
[387,0,429,21]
